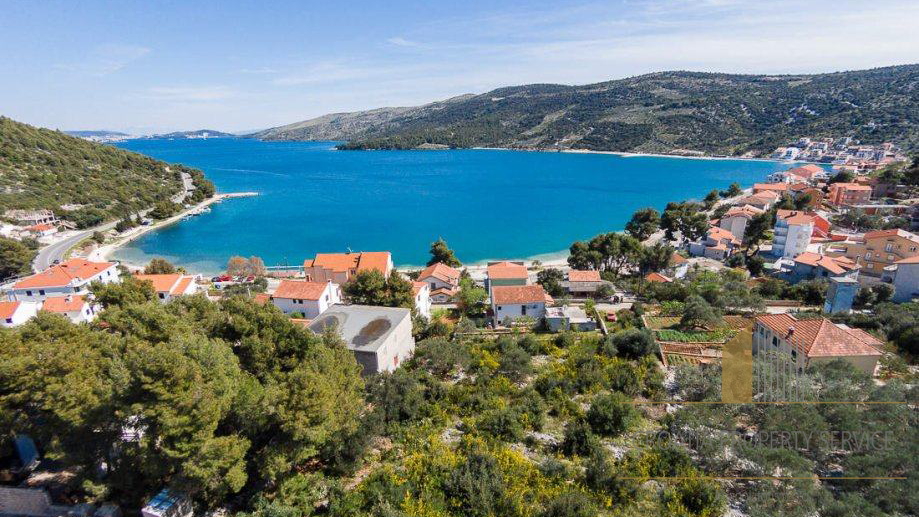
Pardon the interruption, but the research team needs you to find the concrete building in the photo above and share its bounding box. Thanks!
[412,281,432,319]
[564,269,608,297]
[882,256,919,303]
[303,251,393,284]
[430,287,458,304]
[772,211,815,258]
[142,490,193,517]
[753,314,882,375]
[11,259,120,302]
[270,279,341,319]
[823,277,859,313]
[688,227,740,260]
[546,305,597,332]
[719,205,764,241]
[736,191,780,211]
[491,284,551,326]
[42,295,96,323]
[308,305,415,375]
[827,182,872,206]
[416,262,461,292]
[485,261,528,291]
[827,229,919,277]
[0,300,39,327]
[133,274,200,302]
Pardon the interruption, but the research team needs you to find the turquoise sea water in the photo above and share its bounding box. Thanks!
[112,139,800,273]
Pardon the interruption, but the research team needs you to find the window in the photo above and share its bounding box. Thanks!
[772,336,778,346]
[521,305,527,315]
[791,350,797,359]
[39,290,45,296]
[867,262,873,269]
[497,306,502,310]
[887,255,894,261]
[910,246,917,252]
[866,252,872,259]
[158,293,166,299]
[885,243,893,252]
[25,290,32,297]
[5,318,11,324]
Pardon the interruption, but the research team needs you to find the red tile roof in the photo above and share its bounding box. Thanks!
[793,252,858,275]
[755,314,882,358]
[304,251,392,276]
[253,293,270,305]
[645,272,672,283]
[412,281,428,296]
[42,295,87,313]
[753,183,790,192]
[431,287,458,297]
[134,273,182,293]
[491,285,550,305]
[707,226,740,245]
[487,261,528,280]
[724,205,764,218]
[670,253,688,265]
[356,252,392,274]
[568,269,601,282]
[417,262,460,284]
[15,259,116,289]
[272,280,329,301]
[863,229,919,243]
[0,301,22,320]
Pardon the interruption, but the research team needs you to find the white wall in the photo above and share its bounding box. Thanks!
[720,216,748,241]
[13,266,120,302]
[414,284,431,319]
[418,275,457,291]
[271,283,341,319]
[892,264,919,302]
[370,315,415,374]
[1,302,39,327]
[493,302,546,325]
[773,222,813,258]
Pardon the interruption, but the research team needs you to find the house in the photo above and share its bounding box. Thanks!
[142,489,193,517]
[824,276,860,313]
[308,305,415,375]
[133,274,200,302]
[777,252,859,284]
[270,279,341,318]
[545,306,597,332]
[771,211,815,258]
[882,256,919,303]
[4,209,56,225]
[753,314,882,375]
[485,261,528,290]
[645,272,672,283]
[827,182,872,206]
[42,295,96,323]
[412,281,432,319]
[665,252,689,279]
[491,284,551,326]
[788,184,825,208]
[417,262,461,292]
[719,205,764,241]
[775,209,830,238]
[737,191,780,211]
[430,287,458,304]
[11,258,120,302]
[786,164,829,182]
[26,223,58,237]
[0,300,39,327]
[827,229,919,277]
[752,183,790,195]
[564,269,607,297]
[303,251,393,284]
[688,227,740,260]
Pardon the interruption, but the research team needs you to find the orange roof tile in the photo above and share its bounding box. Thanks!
[42,295,87,313]
[412,281,428,295]
[431,287,458,297]
[863,229,919,243]
[15,259,116,289]
[356,251,392,274]
[568,270,601,282]
[645,272,672,283]
[304,251,392,276]
[492,285,549,305]
[755,314,882,358]
[753,183,790,192]
[670,253,688,265]
[0,301,22,320]
[272,280,329,301]
[487,261,528,280]
[417,262,461,284]
[253,293,270,305]
[708,226,740,244]
[134,274,182,293]
[171,276,194,295]
[793,252,858,275]
[724,205,764,218]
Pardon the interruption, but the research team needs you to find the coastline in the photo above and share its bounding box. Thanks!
[86,192,254,270]
[469,146,803,164]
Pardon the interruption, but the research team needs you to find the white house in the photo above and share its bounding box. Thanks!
[417,262,461,292]
[134,273,200,302]
[688,227,740,261]
[40,295,96,323]
[491,285,551,326]
[883,256,919,303]
[412,281,432,319]
[11,259,120,302]
[772,212,815,258]
[719,205,764,241]
[0,301,39,328]
[308,305,415,375]
[430,287,458,304]
[270,279,341,319]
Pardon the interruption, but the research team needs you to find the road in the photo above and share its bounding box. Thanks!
[32,221,118,271]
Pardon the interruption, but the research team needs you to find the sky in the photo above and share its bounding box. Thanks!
[2,0,917,134]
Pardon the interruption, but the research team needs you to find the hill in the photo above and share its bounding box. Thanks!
[256,65,919,155]
[0,116,214,228]
[64,130,131,138]
[148,129,236,139]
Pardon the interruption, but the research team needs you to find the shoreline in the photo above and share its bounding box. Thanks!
[86,192,255,269]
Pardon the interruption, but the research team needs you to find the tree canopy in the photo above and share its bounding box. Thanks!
[428,237,462,267]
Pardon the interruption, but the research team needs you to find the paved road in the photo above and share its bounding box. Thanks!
[32,221,118,271]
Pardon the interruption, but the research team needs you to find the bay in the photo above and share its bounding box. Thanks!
[112,138,800,273]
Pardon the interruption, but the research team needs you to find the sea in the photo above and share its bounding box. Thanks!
[111,138,801,273]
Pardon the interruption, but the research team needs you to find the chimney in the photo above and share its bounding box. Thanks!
[786,326,795,339]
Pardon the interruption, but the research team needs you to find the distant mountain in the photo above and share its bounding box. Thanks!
[255,64,919,156]
[0,117,214,228]
[149,129,236,139]
[64,130,131,138]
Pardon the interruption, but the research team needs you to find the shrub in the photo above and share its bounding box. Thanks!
[497,342,532,382]
[443,452,511,517]
[611,328,657,359]
[477,407,525,442]
[538,491,597,517]
[586,392,639,436]
[412,337,470,378]
[559,419,598,457]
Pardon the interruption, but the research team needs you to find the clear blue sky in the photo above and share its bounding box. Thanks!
[2,0,916,134]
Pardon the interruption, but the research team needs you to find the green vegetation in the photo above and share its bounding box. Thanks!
[428,237,462,267]
[343,269,415,310]
[0,116,215,228]
[257,66,919,154]
[0,235,38,280]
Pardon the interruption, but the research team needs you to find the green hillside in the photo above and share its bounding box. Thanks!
[0,116,214,228]
[258,65,919,155]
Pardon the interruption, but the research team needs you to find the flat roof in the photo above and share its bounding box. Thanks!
[308,304,411,352]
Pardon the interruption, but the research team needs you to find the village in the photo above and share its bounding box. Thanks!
[1,155,917,517]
